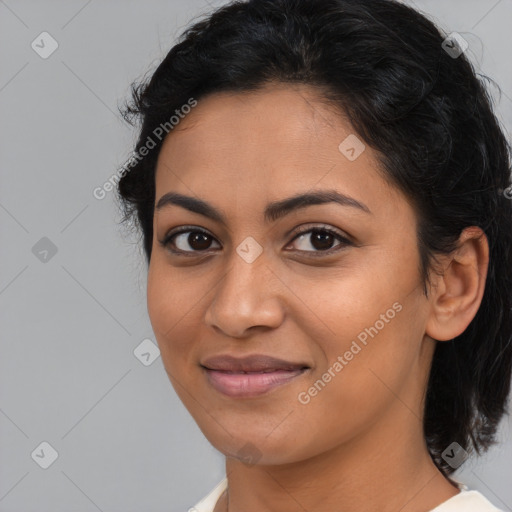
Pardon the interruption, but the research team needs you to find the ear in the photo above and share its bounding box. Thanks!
[425,227,489,342]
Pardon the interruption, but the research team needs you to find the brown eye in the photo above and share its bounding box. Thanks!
[183,232,213,251]
[288,227,352,254]
[161,228,221,254]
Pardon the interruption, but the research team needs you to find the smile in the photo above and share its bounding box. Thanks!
[203,367,309,398]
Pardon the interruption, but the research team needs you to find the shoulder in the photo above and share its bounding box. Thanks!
[188,478,228,512]
[187,480,504,512]
[430,489,504,512]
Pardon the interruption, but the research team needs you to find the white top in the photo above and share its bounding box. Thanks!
[189,477,504,512]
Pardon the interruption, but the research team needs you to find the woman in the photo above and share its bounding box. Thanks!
[116,0,512,510]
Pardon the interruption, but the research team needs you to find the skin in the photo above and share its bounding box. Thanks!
[147,83,489,512]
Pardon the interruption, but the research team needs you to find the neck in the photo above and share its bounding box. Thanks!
[217,398,460,512]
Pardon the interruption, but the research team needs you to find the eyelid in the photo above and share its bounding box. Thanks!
[284,224,354,256]
[159,225,221,255]
[159,223,354,255]
[288,223,353,244]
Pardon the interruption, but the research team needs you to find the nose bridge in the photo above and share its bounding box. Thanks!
[204,243,284,336]
[219,232,269,301]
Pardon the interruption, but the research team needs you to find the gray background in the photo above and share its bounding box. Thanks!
[0,0,511,511]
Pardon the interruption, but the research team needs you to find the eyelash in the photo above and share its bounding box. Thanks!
[159,224,353,257]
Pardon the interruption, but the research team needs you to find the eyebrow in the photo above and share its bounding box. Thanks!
[155,189,372,225]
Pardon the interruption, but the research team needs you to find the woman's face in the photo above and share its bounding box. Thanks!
[147,83,436,465]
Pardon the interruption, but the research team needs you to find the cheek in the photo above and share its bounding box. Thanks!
[146,259,194,363]
[147,262,168,341]
[146,261,208,415]
[290,260,409,358]
[290,304,424,456]
[292,249,425,404]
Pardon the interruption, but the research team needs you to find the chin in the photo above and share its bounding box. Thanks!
[201,426,310,466]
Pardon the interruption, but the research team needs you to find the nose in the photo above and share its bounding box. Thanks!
[204,249,285,338]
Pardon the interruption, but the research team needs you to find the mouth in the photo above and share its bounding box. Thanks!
[200,354,310,398]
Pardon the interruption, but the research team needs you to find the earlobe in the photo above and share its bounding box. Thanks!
[425,227,489,342]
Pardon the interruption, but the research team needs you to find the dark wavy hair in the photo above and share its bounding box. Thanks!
[116,0,512,478]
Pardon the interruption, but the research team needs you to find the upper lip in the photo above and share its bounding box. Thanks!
[201,354,309,373]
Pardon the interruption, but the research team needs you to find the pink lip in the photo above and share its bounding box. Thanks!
[201,353,308,372]
[204,368,308,398]
[200,353,310,398]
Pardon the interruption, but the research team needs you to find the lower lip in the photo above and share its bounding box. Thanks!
[204,368,307,398]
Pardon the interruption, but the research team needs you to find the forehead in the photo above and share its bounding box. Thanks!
[157,83,344,174]
[154,84,403,221]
